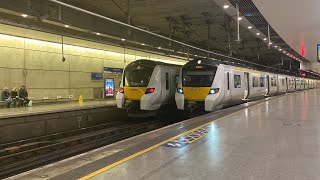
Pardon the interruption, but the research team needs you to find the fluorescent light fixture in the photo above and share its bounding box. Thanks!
[158,47,161,49]
[274,46,278,48]
[256,32,261,36]
[263,38,267,41]
[96,33,100,35]
[223,5,230,9]
[269,42,273,45]
[248,26,253,29]
[195,55,198,57]
[238,17,243,21]
[21,14,28,18]
[121,38,125,41]
[279,49,282,51]
[64,25,69,28]
[141,43,145,45]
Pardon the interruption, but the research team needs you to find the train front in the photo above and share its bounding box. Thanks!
[116,60,158,113]
[175,59,222,112]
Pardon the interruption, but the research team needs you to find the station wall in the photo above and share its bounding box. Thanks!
[0,24,187,100]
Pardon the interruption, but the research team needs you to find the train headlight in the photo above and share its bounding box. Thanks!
[145,88,155,94]
[209,88,220,95]
[118,87,124,93]
[177,88,184,94]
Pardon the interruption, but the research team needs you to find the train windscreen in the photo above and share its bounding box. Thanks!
[182,65,217,87]
[124,65,154,87]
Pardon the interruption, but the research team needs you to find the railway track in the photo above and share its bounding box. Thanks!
[0,118,179,179]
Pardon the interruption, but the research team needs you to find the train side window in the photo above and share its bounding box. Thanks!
[281,79,285,86]
[260,77,265,87]
[166,73,169,90]
[253,77,259,87]
[234,75,241,88]
[227,72,230,90]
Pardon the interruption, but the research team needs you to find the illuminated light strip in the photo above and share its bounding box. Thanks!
[78,96,288,180]
[0,33,186,65]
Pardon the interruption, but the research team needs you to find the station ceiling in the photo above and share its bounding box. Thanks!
[252,0,320,63]
[0,0,307,73]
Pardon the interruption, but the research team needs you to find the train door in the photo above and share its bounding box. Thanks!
[266,75,270,95]
[244,72,250,99]
[225,69,231,102]
[285,77,288,91]
[165,70,170,102]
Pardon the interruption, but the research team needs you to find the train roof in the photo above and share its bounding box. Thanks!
[185,58,318,80]
[126,59,181,68]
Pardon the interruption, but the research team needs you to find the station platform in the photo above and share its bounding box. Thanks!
[0,99,118,144]
[9,89,320,180]
[0,99,116,119]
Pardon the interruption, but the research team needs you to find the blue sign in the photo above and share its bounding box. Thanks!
[317,44,320,62]
[104,67,124,74]
[91,73,103,80]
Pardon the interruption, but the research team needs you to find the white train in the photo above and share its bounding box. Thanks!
[175,58,320,112]
[116,60,181,116]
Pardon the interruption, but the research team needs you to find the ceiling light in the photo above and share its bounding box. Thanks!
[121,38,126,41]
[263,38,267,41]
[141,43,145,46]
[248,26,253,29]
[238,17,243,21]
[96,33,100,35]
[269,42,273,45]
[223,5,230,9]
[256,32,261,36]
[64,25,69,28]
[195,55,198,57]
[274,46,278,48]
[158,47,162,49]
[21,14,28,18]
[279,49,282,51]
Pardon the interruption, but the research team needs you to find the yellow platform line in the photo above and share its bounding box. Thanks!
[79,100,273,180]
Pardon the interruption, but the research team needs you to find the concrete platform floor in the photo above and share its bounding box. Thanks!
[92,90,320,180]
[9,90,320,180]
[0,99,116,119]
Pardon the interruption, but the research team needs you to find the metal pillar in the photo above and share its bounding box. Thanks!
[236,2,240,42]
[226,17,232,56]
[127,0,131,36]
[207,23,211,57]
[267,24,271,49]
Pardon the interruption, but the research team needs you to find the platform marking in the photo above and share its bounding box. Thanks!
[162,127,211,148]
[78,98,281,180]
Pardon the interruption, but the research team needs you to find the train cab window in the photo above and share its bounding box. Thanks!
[182,65,217,87]
[260,77,265,87]
[166,73,169,90]
[253,77,259,87]
[234,75,241,88]
[175,75,179,86]
[124,65,154,87]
